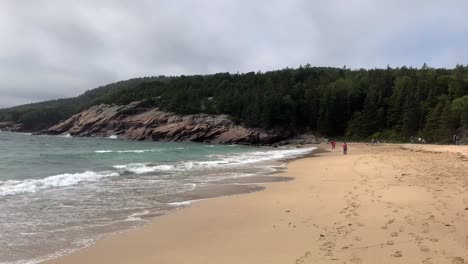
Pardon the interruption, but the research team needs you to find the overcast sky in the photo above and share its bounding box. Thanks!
[1,0,467,107]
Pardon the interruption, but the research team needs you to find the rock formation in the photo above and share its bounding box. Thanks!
[44,101,289,145]
[0,122,24,132]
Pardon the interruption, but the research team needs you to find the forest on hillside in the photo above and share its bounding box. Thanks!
[1,65,467,143]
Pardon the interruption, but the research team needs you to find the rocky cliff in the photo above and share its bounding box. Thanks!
[44,101,291,145]
[0,122,24,132]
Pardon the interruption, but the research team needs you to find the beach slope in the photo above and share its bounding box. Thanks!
[47,143,468,264]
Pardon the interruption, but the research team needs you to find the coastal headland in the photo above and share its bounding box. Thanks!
[46,143,468,264]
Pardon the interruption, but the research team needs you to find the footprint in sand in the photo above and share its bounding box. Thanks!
[354,236,362,242]
[422,257,434,264]
[392,251,403,258]
[419,244,430,253]
[321,241,334,249]
[386,240,395,246]
[295,251,311,264]
[422,223,430,234]
[391,232,399,237]
[350,257,363,263]
[381,225,388,230]
[452,257,465,264]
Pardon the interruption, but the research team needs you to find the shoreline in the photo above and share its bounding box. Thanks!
[46,143,468,264]
[29,145,318,264]
[0,133,317,264]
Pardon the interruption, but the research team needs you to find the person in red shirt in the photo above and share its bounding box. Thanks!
[331,140,336,150]
[343,141,348,155]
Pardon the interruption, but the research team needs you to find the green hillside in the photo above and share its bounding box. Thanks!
[1,65,467,143]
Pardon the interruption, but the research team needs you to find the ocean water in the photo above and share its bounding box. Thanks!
[0,132,315,263]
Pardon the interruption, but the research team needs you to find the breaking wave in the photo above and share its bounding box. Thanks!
[94,149,162,154]
[112,147,315,175]
[113,164,175,174]
[0,171,119,197]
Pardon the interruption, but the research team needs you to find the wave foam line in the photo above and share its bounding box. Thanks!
[113,163,174,174]
[95,149,162,154]
[112,147,315,175]
[0,171,119,197]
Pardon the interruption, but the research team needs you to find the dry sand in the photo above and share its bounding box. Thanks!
[46,143,468,264]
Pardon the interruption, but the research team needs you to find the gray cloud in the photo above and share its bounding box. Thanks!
[1,0,468,107]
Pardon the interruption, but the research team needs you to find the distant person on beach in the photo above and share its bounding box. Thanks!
[330,140,336,150]
[342,141,348,155]
[410,136,415,144]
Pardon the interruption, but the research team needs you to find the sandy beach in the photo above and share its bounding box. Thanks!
[46,143,468,264]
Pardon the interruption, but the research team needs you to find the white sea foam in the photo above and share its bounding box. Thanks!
[94,150,113,153]
[113,163,175,174]
[16,132,33,136]
[168,198,206,207]
[124,210,150,222]
[107,135,118,139]
[188,147,316,169]
[0,171,120,197]
[94,149,161,154]
[112,147,315,175]
[168,201,192,206]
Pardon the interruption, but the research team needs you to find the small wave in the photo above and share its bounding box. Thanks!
[95,150,113,153]
[204,147,315,166]
[0,171,120,197]
[94,149,161,154]
[59,133,72,138]
[113,163,174,174]
[168,198,206,207]
[112,147,314,175]
[176,147,315,170]
[107,135,118,139]
[124,210,150,222]
[168,201,192,207]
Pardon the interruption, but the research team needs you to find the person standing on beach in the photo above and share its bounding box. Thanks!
[342,141,348,155]
[331,140,336,150]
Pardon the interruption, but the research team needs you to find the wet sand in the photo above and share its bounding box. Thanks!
[46,143,468,264]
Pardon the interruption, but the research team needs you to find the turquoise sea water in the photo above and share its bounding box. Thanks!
[0,132,314,263]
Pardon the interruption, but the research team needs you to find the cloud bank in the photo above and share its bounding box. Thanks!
[1,0,467,107]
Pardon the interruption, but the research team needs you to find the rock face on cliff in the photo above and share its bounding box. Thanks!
[0,122,24,132]
[45,101,288,145]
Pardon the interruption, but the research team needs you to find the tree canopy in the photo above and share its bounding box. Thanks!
[1,65,467,143]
